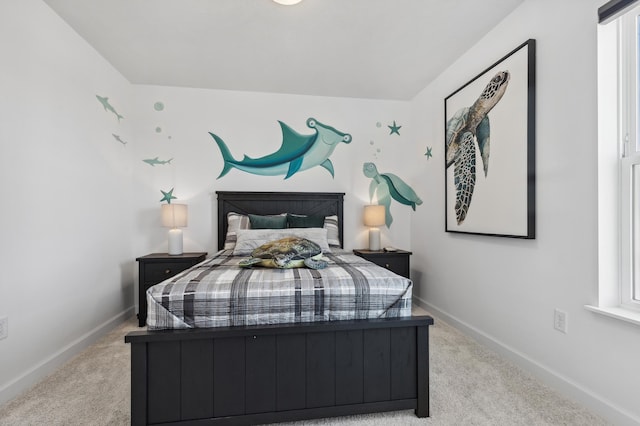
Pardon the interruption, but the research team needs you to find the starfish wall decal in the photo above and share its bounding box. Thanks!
[160,188,177,204]
[388,120,402,135]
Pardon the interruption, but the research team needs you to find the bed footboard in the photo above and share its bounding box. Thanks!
[125,316,433,425]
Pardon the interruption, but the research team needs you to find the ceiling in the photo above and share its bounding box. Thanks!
[43,0,524,100]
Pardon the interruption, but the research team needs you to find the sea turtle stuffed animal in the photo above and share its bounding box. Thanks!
[363,162,423,228]
[238,237,328,270]
[446,71,510,224]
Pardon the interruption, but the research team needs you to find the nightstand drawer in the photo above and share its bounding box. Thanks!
[136,252,207,327]
[144,262,192,283]
[375,255,409,276]
[352,249,412,279]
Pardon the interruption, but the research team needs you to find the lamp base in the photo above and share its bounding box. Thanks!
[168,228,183,255]
[368,228,381,251]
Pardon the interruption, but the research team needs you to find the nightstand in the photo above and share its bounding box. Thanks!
[135,252,207,327]
[353,249,412,279]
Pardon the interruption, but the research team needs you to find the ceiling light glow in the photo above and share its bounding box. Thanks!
[273,0,302,5]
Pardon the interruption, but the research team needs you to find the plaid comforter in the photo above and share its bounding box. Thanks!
[146,250,413,329]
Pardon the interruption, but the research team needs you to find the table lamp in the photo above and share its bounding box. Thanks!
[363,205,385,251]
[161,204,188,255]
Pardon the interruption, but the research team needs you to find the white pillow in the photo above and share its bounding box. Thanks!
[288,213,341,248]
[224,212,288,249]
[323,215,341,247]
[233,228,331,256]
[224,212,250,250]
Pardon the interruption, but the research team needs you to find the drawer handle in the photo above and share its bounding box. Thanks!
[164,269,172,275]
[385,263,390,269]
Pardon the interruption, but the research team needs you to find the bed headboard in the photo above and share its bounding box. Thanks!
[216,191,345,250]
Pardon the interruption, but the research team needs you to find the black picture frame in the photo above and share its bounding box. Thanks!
[444,39,536,239]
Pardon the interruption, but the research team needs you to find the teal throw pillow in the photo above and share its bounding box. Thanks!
[287,214,325,228]
[249,214,287,229]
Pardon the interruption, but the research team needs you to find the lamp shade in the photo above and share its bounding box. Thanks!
[363,205,385,227]
[161,204,188,228]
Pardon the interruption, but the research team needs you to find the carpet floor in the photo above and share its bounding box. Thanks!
[0,311,608,426]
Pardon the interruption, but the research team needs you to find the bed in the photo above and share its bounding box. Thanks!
[125,191,434,425]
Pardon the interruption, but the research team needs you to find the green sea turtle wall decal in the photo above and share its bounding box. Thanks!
[363,162,422,228]
[210,117,352,179]
[446,71,510,224]
[95,95,124,122]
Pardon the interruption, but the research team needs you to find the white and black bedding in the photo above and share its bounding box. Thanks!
[146,250,413,330]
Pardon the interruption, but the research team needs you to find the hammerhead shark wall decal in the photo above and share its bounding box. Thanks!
[210,118,351,180]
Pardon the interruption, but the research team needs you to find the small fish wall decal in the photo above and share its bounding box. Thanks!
[112,134,127,145]
[143,157,173,166]
[210,117,352,180]
[363,162,422,228]
[96,95,124,122]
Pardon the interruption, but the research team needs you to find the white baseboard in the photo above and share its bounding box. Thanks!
[413,296,640,426]
[0,307,135,407]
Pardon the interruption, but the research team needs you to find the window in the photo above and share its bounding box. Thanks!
[589,1,640,324]
[619,7,640,308]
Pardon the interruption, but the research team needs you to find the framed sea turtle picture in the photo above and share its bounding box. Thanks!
[444,39,536,239]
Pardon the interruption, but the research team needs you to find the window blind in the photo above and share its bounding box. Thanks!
[599,0,638,23]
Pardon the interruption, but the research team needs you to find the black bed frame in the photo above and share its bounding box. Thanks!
[125,191,433,425]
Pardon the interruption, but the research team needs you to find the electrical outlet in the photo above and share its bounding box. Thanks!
[0,316,7,340]
[554,309,568,333]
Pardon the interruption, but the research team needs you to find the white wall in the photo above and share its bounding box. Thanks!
[129,85,414,260]
[4,0,635,424]
[0,0,419,406]
[410,0,640,424]
[0,0,134,405]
